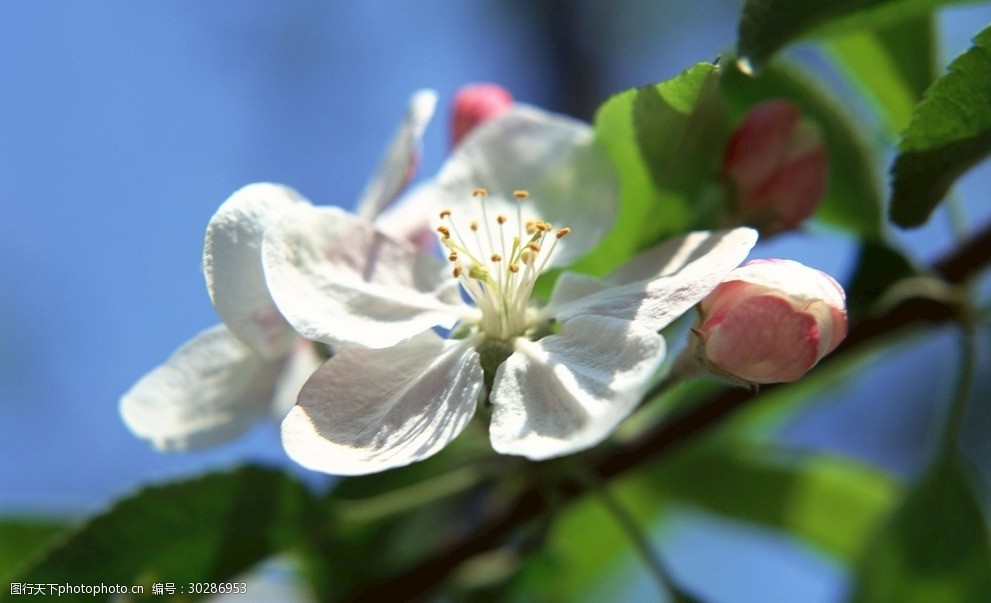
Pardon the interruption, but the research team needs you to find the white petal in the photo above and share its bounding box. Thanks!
[354,89,438,221]
[282,334,482,475]
[489,315,665,460]
[120,324,284,451]
[268,339,325,421]
[263,205,467,349]
[545,228,758,331]
[430,104,619,266]
[372,181,442,251]
[203,183,310,359]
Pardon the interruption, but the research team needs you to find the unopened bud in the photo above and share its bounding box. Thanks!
[693,259,847,384]
[723,100,828,236]
[450,83,514,147]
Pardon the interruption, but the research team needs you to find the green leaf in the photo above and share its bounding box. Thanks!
[737,0,985,74]
[890,24,991,227]
[721,62,884,238]
[846,240,918,321]
[850,454,991,603]
[0,517,70,583]
[507,443,898,603]
[2,466,313,603]
[824,14,937,135]
[575,62,727,276]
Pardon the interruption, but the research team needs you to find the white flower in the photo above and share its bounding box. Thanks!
[268,109,758,474]
[120,90,438,451]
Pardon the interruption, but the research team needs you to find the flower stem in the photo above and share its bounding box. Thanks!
[938,326,976,460]
[564,460,697,603]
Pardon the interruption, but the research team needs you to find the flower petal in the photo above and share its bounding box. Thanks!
[263,205,467,348]
[268,339,325,421]
[204,183,310,359]
[282,333,482,475]
[354,89,438,221]
[489,315,665,460]
[545,228,758,331]
[428,104,619,266]
[120,324,284,451]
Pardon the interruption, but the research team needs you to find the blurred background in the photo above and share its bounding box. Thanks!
[2,2,990,601]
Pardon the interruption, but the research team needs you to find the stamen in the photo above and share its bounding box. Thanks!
[438,187,572,341]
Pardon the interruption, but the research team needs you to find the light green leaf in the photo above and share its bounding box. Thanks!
[824,14,937,135]
[574,62,726,276]
[648,442,899,560]
[507,443,898,603]
[2,466,313,603]
[850,454,991,603]
[890,24,991,227]
[721,62,884,238]
[0,517,69,583]
[737,0,985,74]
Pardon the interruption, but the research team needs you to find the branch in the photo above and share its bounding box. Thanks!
[349,220,988,602]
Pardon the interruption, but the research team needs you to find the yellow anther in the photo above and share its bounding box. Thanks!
[452,265,463,278]
[470,220,479,231]
[509,263,520,273]
[520,248,534,265]
[556,227,571,239]
[527,242,541,253]
[436,225,451,238]
[490,253,502,262]
[473,188,488,197]
[439,209,452,219]
[448,251,458,262]
[513,190,529,200]
[468,263,490,280]
[497,214,507,225]
[525,220,538,234]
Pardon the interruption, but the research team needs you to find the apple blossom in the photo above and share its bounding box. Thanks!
[269,110,758,473]
[723,100,828,235]
[120,90,438,451]
[450,83,514,147]
[691,258,848,384]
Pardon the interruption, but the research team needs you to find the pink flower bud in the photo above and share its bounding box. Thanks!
[694,259,847,384]
[723,100,828,235]
[450,83,514,147]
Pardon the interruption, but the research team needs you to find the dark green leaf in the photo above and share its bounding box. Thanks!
[2,466,313,603]
[0,517,70,583]
[721,62,884,238]
[846,240,918,321]
[850,454,991,603]
[825,14,937,134]
[737,0,984,74]
[890,25,991,227]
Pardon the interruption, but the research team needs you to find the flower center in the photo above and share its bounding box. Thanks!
[437,188,569,341]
